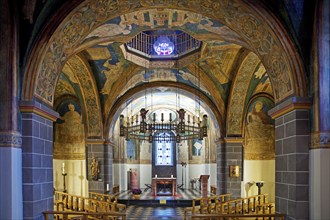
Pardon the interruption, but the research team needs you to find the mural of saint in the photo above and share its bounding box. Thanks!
[245,100,275,160]
[54,103,85,160]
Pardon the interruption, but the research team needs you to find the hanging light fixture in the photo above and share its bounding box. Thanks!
[119,107,208,143]
[120,30,207,143]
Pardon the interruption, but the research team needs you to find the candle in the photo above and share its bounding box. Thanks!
[155,174,157,178]
[171,174,173,178]
[106,184,110,191]
[62,162,65,174]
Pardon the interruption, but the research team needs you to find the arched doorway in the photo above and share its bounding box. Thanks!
[19,1,308,219]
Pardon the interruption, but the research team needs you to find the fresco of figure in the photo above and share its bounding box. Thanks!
[245,100,275,160]
[54,103,85,160]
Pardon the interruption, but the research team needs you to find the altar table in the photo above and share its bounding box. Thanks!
[152,177,176,196]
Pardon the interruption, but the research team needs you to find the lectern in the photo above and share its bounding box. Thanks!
[200,175,209,197]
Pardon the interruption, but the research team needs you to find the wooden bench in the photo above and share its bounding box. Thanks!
[184,193,231,220]
[89,191,126,213]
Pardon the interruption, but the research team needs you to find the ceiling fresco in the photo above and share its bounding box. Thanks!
[49,6,278,138]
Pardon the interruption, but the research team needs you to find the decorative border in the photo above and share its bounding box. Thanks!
[0,131,22,148]
[227,53,260,134]
[224,137,244,143]
[268,97,311,119]
[310,132,330,149]
[67,55,102,137]
[20,105,59,122]
[86,139,106,144]
[30,0,300,106]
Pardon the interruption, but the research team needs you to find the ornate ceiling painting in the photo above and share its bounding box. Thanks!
[66,55,102,138]
[33,0,306,141]
[227,53,260,135]
[54,76,76,100]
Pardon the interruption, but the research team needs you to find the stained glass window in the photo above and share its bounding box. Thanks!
[153,36,175,55]
[155,134,173,166]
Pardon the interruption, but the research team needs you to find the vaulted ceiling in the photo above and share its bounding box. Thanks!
[52,8,274,139]
[21,1,308,140]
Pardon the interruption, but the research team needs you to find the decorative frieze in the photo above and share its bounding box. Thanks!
[33,0,297,106]
[0,131,22,147]
[310,132,330,149]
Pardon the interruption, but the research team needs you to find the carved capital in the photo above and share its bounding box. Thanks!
[0,131,22,148]
[310,132,330,149]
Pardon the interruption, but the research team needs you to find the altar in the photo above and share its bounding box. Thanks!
[152,177,177,196]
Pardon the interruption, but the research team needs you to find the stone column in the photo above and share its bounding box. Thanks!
[0,1,22,219]
[0,132,22,220]
[86,139,113,193]
[217,137,243,198]
[20,100,59,220]
[269,97,310,220]
[310,0,330,219]
[215,138,223,195]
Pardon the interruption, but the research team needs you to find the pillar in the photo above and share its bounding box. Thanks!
[0,1,22,219]
[269,97,310,220]
[310,0,330,219]
[20,100,59,220]
[86,139,113,193]
[217,137,243,198]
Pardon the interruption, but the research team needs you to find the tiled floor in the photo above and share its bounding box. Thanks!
[118,188,207,201]
[126,205,185,220]
[119,188,207,219]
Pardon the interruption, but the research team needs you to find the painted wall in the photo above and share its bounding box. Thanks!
[242,160,275,202]
[54,159,88,197]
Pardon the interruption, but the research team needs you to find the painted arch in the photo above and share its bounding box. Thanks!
[21,0,307,138]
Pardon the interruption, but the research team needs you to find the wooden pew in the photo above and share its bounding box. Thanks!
[184,194,231,220]
[89,191,126,213]
[43,211,126,220]
[89,191,118,203]
[54,191,126,214]
[218,194,273,215]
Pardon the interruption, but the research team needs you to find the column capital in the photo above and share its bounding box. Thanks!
[224,137,244,144]
[0,131,21,148]
[268,96,311,119]
[20,100,59,122]
[85,138,106,144]
[310,131,330,149]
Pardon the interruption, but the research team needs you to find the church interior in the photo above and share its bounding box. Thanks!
[0,0,329,219]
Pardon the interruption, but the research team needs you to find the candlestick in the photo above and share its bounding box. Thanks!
[62,172,67,193]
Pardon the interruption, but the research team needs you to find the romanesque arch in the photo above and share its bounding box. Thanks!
[22,0,307,115]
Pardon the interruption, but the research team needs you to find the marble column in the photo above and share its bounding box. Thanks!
[0,1,22,219]
[310,0,330,219]
[86,139,113,194]
[217,137,243,198]
[269,97,310,220]
[20,100,59,220]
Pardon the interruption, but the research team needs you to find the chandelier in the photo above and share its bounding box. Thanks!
[120,30,207,143]
[119,108,207,143]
